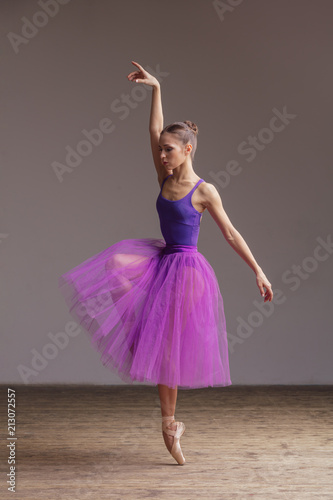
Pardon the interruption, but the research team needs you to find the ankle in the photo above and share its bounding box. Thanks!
[162,414,175,432]
[162,415,175,425]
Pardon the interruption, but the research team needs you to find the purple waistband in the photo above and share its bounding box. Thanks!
[162,243,198,255]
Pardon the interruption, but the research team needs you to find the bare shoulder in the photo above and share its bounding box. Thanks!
[197,181,222,208]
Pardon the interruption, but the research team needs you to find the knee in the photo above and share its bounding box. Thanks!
[105,253,124,271]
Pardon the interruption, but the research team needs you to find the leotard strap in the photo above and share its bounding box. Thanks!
[160,174,173,191]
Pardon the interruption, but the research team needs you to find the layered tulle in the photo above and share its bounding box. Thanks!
[58,237,231,390]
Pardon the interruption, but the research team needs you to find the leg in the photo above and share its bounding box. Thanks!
[158,266,204,452]
[180,264,205,316]
[158,383,178,452]
[160,265,205,376]
[105,252,149,298]
[158,383,178,416]
[158,383,186,464]
[181,264,206,347]
[105,252,149,338]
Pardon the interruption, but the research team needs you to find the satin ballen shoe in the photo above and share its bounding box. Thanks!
[161,414,186,465]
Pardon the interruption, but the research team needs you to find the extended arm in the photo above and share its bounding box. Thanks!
[126,60,163,132]
[202,182,273,302]
[149,83,163,133]
[127,61,165,180]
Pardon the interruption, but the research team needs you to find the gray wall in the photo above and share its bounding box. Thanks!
[1,0,332,385]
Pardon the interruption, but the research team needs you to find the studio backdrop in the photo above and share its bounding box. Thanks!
[1,0,332,385]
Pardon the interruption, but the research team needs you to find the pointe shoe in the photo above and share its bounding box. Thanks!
[162,415,186,465]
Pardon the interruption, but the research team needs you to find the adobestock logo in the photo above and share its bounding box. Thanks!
[209,106,297,190]
[7,0,72,55]
[0,233,9,246]
[227,233,333,353]
[17,321,81,384]
[213,0,244,22]
[52,64,170,183]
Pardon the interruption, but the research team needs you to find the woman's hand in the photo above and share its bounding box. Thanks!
[127,61,159,87]
[256,269,273,302]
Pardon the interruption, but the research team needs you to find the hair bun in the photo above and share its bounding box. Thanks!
[183,120,198,135]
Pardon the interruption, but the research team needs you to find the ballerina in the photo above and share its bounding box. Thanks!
[59,60,273,465]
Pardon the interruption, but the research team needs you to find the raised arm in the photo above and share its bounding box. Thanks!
[148,83,168,183]
[200,182,273,302]
[149,83,163,133]
[127,61,165,182]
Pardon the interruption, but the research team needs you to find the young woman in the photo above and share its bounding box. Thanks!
[59,61,273,466]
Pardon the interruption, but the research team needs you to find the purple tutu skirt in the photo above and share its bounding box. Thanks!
[58,237,231,390]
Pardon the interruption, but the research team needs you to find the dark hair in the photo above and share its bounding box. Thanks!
[160,120,199,162]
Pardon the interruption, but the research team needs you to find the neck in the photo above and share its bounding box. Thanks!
[170,163,198,183]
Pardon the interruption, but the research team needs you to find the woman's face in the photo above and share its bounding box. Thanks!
[158,133,189,170]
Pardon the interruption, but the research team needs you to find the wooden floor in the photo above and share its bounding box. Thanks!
[1,385,332,500]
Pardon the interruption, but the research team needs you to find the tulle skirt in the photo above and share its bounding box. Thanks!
[58,237,231,390]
